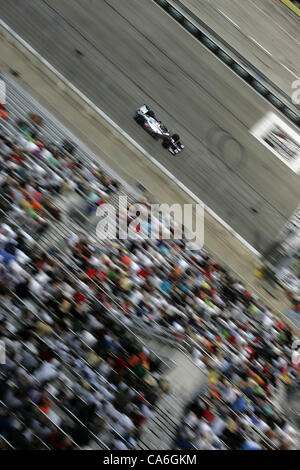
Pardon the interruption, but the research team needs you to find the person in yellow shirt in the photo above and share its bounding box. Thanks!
[19,199,31,211]
[119,272,133,292]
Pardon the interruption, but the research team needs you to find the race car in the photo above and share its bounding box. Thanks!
[134,105,184,155]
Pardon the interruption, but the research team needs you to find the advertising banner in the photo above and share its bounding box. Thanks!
[250,112,300,173]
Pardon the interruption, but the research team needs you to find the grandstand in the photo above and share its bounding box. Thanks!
[0,74,206,450]
[0,72,298,451]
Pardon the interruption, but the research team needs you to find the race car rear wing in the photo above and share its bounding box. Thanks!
[138,105,149,114]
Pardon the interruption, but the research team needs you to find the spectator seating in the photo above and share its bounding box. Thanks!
[0,75,299,450]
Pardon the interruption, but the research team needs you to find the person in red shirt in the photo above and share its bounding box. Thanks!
[113,355,128,374]
[85,266,97,279]
[138,267,149,279]
[132,410,147,428]
[202,407,215,423]
[0,103,8,120]
[74,291,86,304]
[203,266,213,280]
[47,431,70,450]
[243,290,251,299]
[39,398,52,415]
[97,270,107,282]
[228,333,237,345]
[10,152,23,165]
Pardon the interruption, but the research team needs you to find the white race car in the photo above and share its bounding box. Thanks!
[134,105,184,155]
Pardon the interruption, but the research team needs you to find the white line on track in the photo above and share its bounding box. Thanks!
[217,0,300,77]
[249,36,273,56]
[247,0,300,44]
[281,63,299,79]
[217,9,240,29]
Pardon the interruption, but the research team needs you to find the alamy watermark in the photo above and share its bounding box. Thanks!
[95,196,204,249]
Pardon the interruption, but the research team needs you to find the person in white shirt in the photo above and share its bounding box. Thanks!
[211,415,227,436]
[118,413,135,433]
[34,270,50,286]
[1,224,17,239]
[34,359,59,382]
[111,438,128,450]
[40,147,53,161]
[29,278,44,297]
[141,403,155,420]
[184,411,199,428]
[198,418,214,436]
[129,288,144,305]
[262,313,274,329]
[16,249,30,265]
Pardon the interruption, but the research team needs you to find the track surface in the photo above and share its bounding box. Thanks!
[1,0,300,252]
[176,0,300,96]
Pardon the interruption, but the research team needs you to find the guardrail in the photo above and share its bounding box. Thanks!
[153,0,300,127]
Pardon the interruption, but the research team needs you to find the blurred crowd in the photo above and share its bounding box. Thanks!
[0,112,168,450]
[0,97,299,450]
[175,385,298,450]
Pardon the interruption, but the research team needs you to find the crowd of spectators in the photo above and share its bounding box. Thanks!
[0,92,299,450]
[68,234,300,450]
[0,111,169,450]
[175,384,298,450]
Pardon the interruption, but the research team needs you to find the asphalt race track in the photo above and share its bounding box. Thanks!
[1,0,300,252]
[172,0,300,96]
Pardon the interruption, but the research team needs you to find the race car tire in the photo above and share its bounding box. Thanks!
[162,141,170,148]
[146,110,155,118]
[135,115,146,125]
[172,134,180,142]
